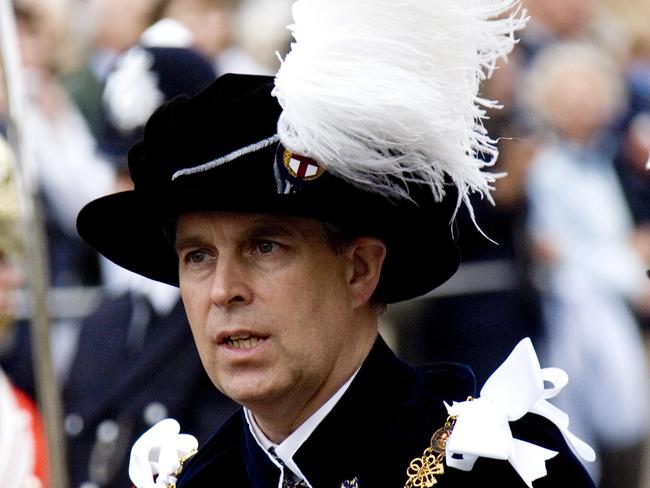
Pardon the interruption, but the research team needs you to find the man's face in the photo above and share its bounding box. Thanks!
[175,212,373,416]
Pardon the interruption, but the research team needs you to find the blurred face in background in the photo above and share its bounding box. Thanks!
[546,64,616,143]
[87,0,160,52]
[164,0,234,57]
[524,0,593,38]
[523,43,626,145]
[14,1,58,71]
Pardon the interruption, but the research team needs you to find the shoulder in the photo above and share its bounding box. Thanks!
[360,361,476,486]
[398,361,476,430]
[358,336,476,403]
[414,362,476,399]
[291,339,477,487]
[392,362,475,440]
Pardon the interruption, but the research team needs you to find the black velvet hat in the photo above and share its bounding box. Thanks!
[77,73,460,303]
[77,0,528,303]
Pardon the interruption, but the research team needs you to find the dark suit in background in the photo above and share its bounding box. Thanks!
[63,292,237,488]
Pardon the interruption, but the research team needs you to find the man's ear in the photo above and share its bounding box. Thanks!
[346,237,387,308]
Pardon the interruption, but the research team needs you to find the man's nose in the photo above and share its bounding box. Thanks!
[209,254,253,307]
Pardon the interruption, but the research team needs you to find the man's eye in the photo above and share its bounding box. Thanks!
[255,241,279,255]
[185,250,208,264]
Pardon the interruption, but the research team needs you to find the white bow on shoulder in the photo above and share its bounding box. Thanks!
[129,418,198,488]
[444,338,596,487]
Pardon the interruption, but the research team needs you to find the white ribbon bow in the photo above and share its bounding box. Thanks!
[444,338,596,487]
[128,418,199,488]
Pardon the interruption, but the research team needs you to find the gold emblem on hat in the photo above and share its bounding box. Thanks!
[283,149,325,181]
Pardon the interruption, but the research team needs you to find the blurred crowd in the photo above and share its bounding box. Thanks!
[0,0,649,487]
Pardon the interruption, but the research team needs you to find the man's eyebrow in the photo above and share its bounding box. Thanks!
[246,216,325,243]
[245,220,300,240]
[173,215,322,250]
[173,235,208,251]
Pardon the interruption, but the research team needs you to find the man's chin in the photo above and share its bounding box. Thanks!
[218,377,287,409]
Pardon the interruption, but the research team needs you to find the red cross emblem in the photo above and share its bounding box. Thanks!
[283,150,324,181]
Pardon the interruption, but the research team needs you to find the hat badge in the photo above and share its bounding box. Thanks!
[274,145,325,195]
[282,149,324,181]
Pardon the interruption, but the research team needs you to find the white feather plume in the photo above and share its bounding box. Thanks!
[273,0,527,216]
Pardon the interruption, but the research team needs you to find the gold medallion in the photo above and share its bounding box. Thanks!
[403,415,457,488]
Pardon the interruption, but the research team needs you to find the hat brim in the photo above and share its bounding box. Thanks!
[78,188,459,304]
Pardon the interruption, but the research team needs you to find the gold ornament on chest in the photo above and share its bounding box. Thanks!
[164,449,198,488]
[403,414,458,488]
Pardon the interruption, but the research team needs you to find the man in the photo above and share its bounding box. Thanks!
[77,1,596,486]
[77,73,595,487]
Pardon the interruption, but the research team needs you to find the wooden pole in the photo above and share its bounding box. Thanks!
[0,1,69,487]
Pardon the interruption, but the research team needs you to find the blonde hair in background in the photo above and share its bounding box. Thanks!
[520,41,627,139]
[234,0,293,71]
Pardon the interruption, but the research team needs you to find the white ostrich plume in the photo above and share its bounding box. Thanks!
[273,0,527,218]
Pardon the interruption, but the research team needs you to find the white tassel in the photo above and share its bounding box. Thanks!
[273,0,527,216]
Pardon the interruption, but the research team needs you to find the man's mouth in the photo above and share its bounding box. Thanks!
[221,334,267,350]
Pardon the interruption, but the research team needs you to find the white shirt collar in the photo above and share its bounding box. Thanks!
[244,369,359,488]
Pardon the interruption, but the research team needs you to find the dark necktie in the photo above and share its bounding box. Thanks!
[269,447,309,488]
[282,471,309,488]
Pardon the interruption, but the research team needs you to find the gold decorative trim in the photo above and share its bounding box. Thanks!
[166,449,198,488]
[403,416,457,488]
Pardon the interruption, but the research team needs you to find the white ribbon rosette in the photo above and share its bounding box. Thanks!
[129,418,198,488]
[444,338,596,487]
